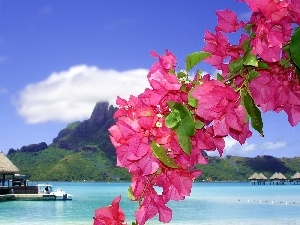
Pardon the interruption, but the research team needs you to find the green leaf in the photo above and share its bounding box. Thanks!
[178,135,192,155]
[188,94,198,108]
[177,71,187,79]
[127,186,136,200]
[296,67,300,83]
[186,51,211,72]
[167,101,175,109]
[229,57,244,74]
[181,84,187,92]
[282,44,290,52]
[257,61,269,69]
[242,90,264,136]
[151,141,178,168]
[280,59,290,69]
[195,69,202,82]
[239,90,250,122]
[195,120,204,129]
[217,73,224,81]
[165,110,181,128]
[173,103,195,136]
[242,39,251,52]
[243,50,258,67]
[245,24,253,35]
[188,88,198,108]
[290,27,300,69]
[248,70,259,81]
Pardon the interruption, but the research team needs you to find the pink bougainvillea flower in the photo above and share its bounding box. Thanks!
[249,63,300,127]
[284,105,300,127]
[240,0,289,20]
[242,0,294,62]
[213,104,251,144]
[148,69,181,91]
[249,70,281,112]
[194,127,225,156]
[93,196,127,225]
[135,192,172,225]
[192,78,251,143]
[150,49,177,71]
[156,169,201,201]
[148,50,181,91]
[250,19,290,62]
[216,9,244,33]
[191,79,239,121]
[203,30,230,68]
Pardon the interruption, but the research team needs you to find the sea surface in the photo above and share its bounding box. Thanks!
[0,182,300,225]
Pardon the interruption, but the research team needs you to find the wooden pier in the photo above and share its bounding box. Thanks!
[3,193,56,201]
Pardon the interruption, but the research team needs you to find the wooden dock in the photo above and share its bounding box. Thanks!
[0,185,57,201]
[0,193,56,201]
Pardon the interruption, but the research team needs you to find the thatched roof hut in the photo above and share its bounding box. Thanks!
[278,172,287,180]
[248,172,268,185]
[270,172,281,180]
[0,151,19,175]
[248,172,260,180]
[291,172,300,180]
[269,172,287,184]
[0,151,19,186]
[258,173,268,180]
[248,172,267,180]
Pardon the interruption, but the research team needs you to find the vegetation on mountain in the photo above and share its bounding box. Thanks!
[8,147,130,181]
[6,101,300,182]
[197,155,300,181]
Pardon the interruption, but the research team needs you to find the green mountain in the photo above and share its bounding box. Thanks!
[7,102,300,182]
[8,102,130,181]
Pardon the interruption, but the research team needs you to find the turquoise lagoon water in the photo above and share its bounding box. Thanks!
[0,182,300,225]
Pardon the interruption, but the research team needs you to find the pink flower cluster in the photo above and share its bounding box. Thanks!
[108,50,208,225]
[103,47,252,224]
[94,1,300,224]
[191,77,252,146]
[242,0,300,62]
[204,0,300,127]
[250,62,300,126]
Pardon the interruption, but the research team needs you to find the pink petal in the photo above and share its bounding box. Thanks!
[216,9,241,33]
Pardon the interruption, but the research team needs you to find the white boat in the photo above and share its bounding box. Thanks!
[37,184,73,200]
[51,188,73,200]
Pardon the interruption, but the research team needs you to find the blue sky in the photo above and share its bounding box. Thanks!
[0,0,299,158]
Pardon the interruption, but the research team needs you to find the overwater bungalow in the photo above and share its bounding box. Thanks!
[248,172,268,185]
[0,151,37,196]
[0,151,72,201]
[0,151,19,188]
[270,172,287,185]
[290,172,300,185]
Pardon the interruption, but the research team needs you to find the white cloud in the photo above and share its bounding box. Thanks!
[206,136,257,157]
[241,142,256,152]
[16,65,149,124]
[224,136,238,150]
[262,141,287,150]
[223,137,256,156]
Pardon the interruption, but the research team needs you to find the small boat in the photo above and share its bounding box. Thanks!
[51,189,73,200]
[37,184,73,200]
